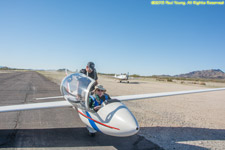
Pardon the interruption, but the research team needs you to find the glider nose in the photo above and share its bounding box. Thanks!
[118,108,139,136]
[107,104,139,137]
[98,101,139,137]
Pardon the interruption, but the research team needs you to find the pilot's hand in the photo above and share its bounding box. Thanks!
[94,106,101,111]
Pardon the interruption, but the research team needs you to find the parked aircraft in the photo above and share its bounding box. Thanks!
[0,73,225,137]
[114,72,129,83]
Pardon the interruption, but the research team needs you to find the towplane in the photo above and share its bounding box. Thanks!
[114,72,129,83]
[0,73,225,137]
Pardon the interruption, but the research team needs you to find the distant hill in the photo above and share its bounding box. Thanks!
[0,66,10,70]
[175,69,225,79]
[0,66,24,70]
[57,68,72,72]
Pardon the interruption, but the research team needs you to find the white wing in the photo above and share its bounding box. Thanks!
[0,101,72,113]
[1,88,225,113]
[35,96,64,100]
[112,87,225,101]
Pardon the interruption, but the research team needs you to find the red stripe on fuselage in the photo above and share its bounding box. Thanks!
[78,110,120,130]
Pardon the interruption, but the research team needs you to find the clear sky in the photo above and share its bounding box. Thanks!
[0,0,224,75]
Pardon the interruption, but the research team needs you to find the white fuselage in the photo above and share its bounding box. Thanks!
[114,74,128,80]
[76,101,139,137]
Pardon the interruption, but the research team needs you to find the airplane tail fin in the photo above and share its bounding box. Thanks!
[126,72,129,80]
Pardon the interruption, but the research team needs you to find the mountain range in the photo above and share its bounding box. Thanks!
[175,69,225,79]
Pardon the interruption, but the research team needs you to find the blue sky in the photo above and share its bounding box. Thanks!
[0,0,224,75]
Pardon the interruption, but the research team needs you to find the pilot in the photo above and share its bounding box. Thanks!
[89,85,111,112]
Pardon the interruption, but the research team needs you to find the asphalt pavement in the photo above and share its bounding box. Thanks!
[0,71,162,150]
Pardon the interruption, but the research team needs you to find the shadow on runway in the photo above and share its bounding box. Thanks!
[118,81,143,84]
[140,127,225,150]
[0,127,161,150]
[0,127,224,149]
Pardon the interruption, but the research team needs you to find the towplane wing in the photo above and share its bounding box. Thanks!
[0,87,225,113]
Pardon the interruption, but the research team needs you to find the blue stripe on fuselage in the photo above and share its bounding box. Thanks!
[86,111,101,132]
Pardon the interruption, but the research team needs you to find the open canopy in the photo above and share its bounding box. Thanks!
[60,73,96,108]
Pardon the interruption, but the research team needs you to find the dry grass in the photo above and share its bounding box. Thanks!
[36,71,67,85]
[38,71,225,89]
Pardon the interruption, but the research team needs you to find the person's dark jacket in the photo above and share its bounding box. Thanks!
[80,69,98,81]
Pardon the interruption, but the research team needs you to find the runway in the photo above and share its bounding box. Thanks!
[0,71,161,150]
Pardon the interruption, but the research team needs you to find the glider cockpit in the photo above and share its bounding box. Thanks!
[60,73,96,109]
